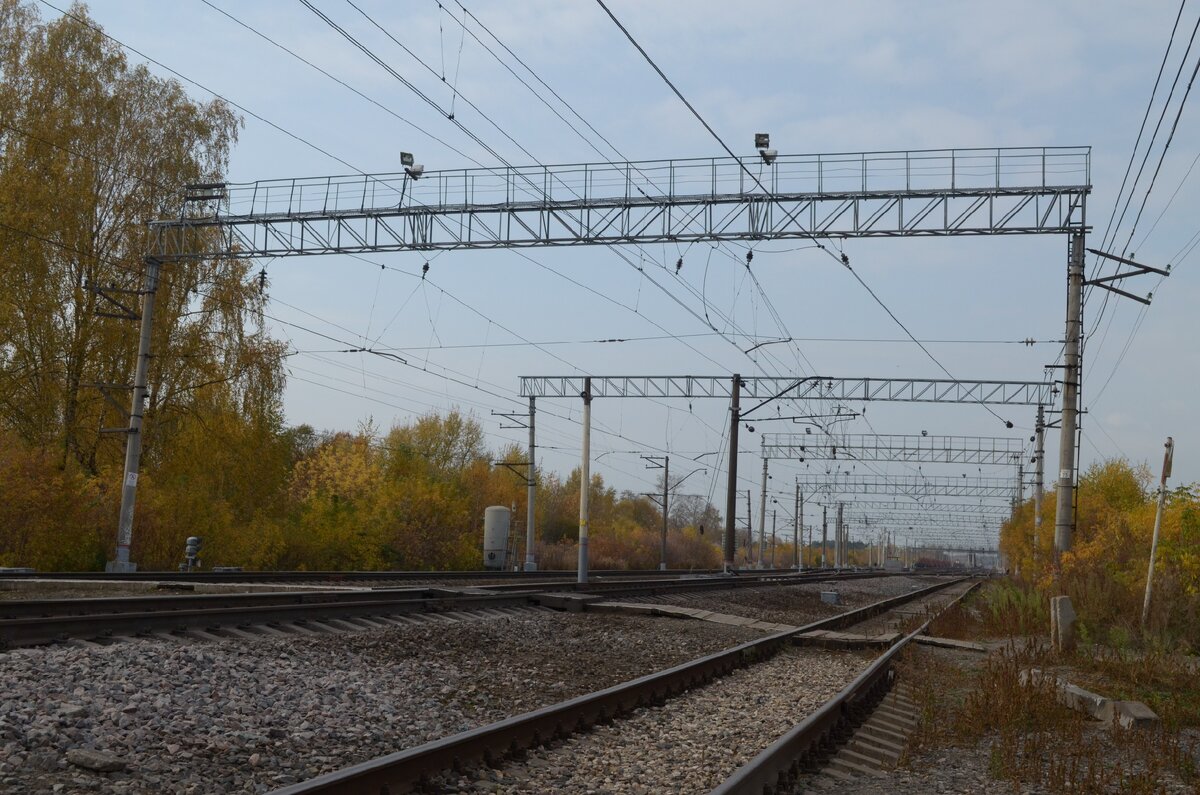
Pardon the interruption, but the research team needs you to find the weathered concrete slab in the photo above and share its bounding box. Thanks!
[531,593,605,612]
[588,601,657,615]
[589,601,798,632]
[707,613,759,626]
[1113,700,1159,729]
[1021,668,1160,729]
[652,605,704,618]
[914,635,987,652]
[796,630,900,649]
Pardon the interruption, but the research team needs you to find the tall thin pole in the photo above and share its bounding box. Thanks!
[660,455,669,571]
[1142,437,1175,626]
[1055,234,1085,558]
[758,457,768,568]
[837,502,845,567]
[794,483,801,569]
[771,510,776,568]
[111,257,161,573]
[525,396,537,572]
[578,378,592,584]
[745,490,753,558]
[724,375,740,571]
[1033,405,1045,561]
[821,506,828,567]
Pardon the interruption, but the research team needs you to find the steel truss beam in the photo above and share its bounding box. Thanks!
[914,547,999,554]
[841,513,1000,528]
[799,475,1015,498]
[903,541,999,550]
[858,531,998,546]
[802,499,1011,515]
[519,376,1052,405]
[149,147,1090,260]
[763,433,1025,464]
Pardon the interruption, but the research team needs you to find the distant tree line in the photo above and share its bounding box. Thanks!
[0,2,732,572]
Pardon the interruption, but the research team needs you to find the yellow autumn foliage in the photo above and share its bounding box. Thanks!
[1001,458,1200,645]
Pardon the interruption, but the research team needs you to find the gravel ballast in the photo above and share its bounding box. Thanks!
[0,613,761,794]
[440,646,869,794]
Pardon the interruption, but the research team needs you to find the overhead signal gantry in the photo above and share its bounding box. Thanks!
[111,146,1088,574]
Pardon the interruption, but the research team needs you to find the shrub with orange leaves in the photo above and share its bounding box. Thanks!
[1001,458,1199,648]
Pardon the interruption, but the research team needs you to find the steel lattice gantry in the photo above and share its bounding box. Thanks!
[838,512,1001,529]
[523,373,1042,574]
[799,475,1015,498]
[111,146,1088,574]
[519,376,1052,405]
[148,147,1090,260]
[762,433,1026,464]
[801,499,1012,516]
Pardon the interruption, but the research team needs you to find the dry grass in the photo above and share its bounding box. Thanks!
[1071,646,1200,732]
[903,632,1198,792]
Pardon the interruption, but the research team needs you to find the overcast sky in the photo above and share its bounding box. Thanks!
[46,0,1199,547]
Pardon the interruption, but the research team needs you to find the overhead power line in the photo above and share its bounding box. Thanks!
[38,0,364,173]
[593,0,1018,429]
[197,0,484,168]
[17,0,747,505]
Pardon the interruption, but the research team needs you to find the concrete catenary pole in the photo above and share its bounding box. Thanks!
[745,490,753,558]
[1055,234,1085,558]
[771,510,777,567]
[821,506,828,568]
[525,396,537,572]
[1142,437,1175,626]
[1033,404,1045,560]
[837,502,845,567]
[578,378,592,584]
[660,455,669,571]
[723,375,740,571]
[1016,462,1025,508]
[794,483,801,569]
[111,257,162,572]
[758,457,769,568]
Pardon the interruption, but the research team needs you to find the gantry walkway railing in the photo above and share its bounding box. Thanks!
[150,146,1090,260]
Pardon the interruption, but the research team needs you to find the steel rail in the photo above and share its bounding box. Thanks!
[0,591,536,648]
[0,567,792,584]
[0,570,931,648]
[0,574,864,624]
[268,577,967,795]
[0,569,876,619]
[709,580,983,794]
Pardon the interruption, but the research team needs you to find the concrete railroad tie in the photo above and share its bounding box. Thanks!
[803,681,923,791]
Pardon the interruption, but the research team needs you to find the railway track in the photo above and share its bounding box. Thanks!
[0,569,926,649]
[267,576,975,794]
[713,580,980,794]
[0,567,802,585]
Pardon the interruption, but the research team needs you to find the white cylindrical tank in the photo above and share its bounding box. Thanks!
[483,506,511,569]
